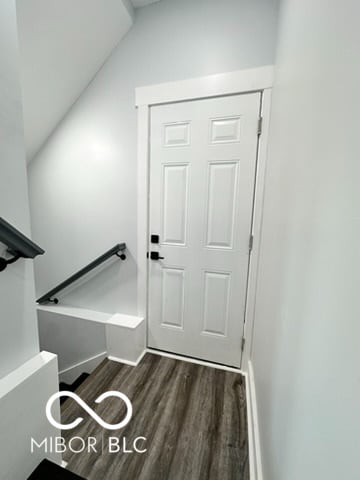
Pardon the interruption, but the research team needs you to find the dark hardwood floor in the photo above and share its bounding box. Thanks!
[61,353,249,480]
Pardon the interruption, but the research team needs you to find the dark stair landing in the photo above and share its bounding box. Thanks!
[59,373,90,404]
[28,459,85,479]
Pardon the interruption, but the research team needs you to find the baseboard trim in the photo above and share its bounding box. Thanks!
[108,349,146,367]
[59,352,107,384]
[246,361,263,480]
[146,348,244,374]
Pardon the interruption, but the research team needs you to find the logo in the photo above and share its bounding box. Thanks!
[46,391,133,430]
[32,391,146,455]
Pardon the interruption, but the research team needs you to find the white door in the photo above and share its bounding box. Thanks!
[148,93,261,367]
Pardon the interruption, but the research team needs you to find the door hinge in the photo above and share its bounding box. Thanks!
[241,337,246,352]
[249,234,254,252]
[258,116,263,136]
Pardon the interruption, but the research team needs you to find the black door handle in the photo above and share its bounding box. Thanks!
[150,251,165,260]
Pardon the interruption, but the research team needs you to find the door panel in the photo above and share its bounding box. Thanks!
[202,271,231,336]
[206,161,238,249]
[161,267,185,330]
[148,93,261,367]
[162,164,189,245]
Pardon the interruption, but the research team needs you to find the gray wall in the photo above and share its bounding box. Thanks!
[0,0,40,378]
[28,0,279,314]
[251,0,360,478]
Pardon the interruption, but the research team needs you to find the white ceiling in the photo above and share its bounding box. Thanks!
[131,0,161,8]
[16,0,134,160]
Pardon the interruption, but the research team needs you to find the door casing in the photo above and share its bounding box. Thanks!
[136,66,273,371]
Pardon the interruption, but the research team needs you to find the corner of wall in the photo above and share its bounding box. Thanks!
[122,0,135,24]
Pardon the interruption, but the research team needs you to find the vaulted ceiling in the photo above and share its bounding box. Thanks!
[16,0,135,160]
[131,0,161,7]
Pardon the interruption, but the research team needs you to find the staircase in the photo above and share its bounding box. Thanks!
[28,373,90,478]
[28,459,85,479]
[59,372,90,404]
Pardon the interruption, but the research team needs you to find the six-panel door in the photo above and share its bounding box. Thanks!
[148,93,261,367]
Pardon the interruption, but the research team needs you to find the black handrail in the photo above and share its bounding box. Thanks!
[36,243,126,305]
[0,217,45,272]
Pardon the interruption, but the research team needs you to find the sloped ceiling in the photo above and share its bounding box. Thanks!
[16,0,134,160]
[131,0,161,7]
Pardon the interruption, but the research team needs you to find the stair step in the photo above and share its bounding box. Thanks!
[28,459,85,479]
[59,372,90,404]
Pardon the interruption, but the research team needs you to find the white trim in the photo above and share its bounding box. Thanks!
[0,351,57,397]
[136,66,274,106]
[108,349,146,367]
[137,104,150,322]
[241,88,272,370]
[244,371,256,479]
[247,361,263,480]
[37,304,112,324]
[146,348,244,374]
[108,313,144,329]
[136,67,273,369]
[59,351,107,384]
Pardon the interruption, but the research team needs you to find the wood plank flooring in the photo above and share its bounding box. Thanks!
[61,353,249,480]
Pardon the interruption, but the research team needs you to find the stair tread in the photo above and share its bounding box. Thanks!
[59,372,90,404]
[28,459,85,479]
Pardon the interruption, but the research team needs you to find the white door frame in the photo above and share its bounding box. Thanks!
[136,66,273,371]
